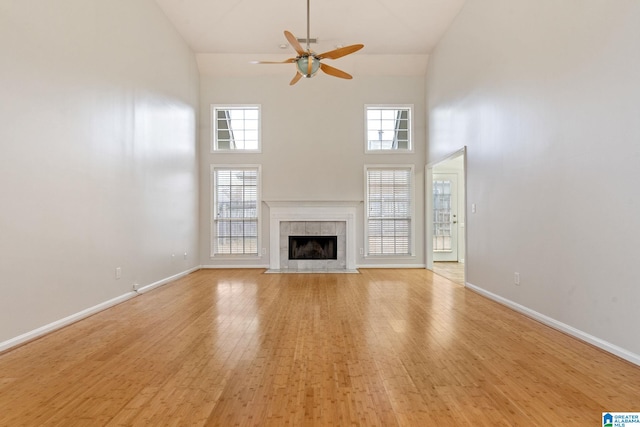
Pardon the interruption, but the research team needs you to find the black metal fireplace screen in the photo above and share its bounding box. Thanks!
[288,236,338,260]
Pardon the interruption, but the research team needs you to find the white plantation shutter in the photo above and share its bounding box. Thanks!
[366,167,412,255]
[213,168,259,255]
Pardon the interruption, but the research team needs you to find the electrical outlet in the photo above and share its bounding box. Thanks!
[359,248,364,255]
[514,272,520,285]
[132,283,140,291]
[115,267,122,280]
[262,248,267,255]
[472,203,477,213]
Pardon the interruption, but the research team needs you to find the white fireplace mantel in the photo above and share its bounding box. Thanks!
[266,201,360,271]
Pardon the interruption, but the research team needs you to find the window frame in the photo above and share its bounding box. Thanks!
[211,104,262,153]
[364,104,414,154]
[364,165,416,258]
[210,164,262,258]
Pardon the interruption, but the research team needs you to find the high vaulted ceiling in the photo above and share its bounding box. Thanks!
[154,0,466,76]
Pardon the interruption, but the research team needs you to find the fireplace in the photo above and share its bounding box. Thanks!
[266,201,359,272]
[289,236,338,260]
[280,221,345,270]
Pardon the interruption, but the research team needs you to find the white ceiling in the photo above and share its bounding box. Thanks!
[154,0,466,76]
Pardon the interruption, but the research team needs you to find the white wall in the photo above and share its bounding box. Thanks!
[427,0,640,359]
[0,0,200,344]
[199,74,426,268]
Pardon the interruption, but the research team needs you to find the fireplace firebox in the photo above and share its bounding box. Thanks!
[288,236,338,260]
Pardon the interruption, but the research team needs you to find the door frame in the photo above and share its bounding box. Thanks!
[426,147,467,282]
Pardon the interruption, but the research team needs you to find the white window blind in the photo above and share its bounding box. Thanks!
[213,167,259,255]
[366,167,412,255]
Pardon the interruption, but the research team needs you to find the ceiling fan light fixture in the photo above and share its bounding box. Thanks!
[296,56,321,78]
[251,0,363,85]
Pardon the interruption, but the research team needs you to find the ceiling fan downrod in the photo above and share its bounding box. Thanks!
[306,0,311,51]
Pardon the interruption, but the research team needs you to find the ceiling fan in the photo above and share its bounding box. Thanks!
[251,0,364,85]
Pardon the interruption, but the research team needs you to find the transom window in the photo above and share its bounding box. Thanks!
[211,166,260,256]
[365,105,412,152]
[212,105,260,152]
[365,166,413,256]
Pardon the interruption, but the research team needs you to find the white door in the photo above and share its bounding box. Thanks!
[433,173,458,262]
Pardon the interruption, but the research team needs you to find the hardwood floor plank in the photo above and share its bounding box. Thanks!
[433,261,465,285]
[1,268,639,425]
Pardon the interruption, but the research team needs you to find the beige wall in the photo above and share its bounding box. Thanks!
[199,75,427,268]
[0,0,200,344]
[427,0,640,360]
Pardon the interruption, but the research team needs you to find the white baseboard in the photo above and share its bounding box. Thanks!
[0,266,201,354]
[136,266,200,294]
[465,281,640,367]
[201,264,269,269]
[0,292,137,354]
[202,264,428,270]
[357,264,427,269]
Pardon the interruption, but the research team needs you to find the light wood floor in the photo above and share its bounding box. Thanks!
[1,269,638,426]
[432,262,465,285]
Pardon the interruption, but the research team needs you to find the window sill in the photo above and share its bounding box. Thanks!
[211,149,262,154]
[364,254,416,259]
[210,254,263,260]
[365,149,414,155]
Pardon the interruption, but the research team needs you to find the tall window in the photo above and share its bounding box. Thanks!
[211,166,260,256]
[212,105,261,152]
[365,105,412,152]
[365,166,413,256]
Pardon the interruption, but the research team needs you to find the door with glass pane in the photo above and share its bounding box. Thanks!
[433,173,458,261]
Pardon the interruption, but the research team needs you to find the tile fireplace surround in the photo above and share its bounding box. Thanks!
[266,201,359,273]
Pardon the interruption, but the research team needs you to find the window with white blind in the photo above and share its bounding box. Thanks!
[211,166,260,256]
[212,105,261,152]
[365,166,413,256]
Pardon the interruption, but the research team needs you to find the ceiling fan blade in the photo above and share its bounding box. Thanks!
[290,73,303,86]
[284,30,306,56]
[250,59,296,64]
[320,63,352,80]
[317,44,364,60]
